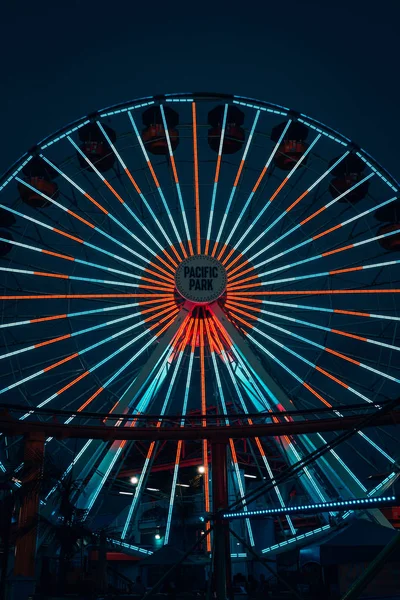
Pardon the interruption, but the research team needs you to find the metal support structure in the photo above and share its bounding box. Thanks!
[211,442,232,600]
[14,431,44,577]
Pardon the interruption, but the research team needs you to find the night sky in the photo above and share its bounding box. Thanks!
[1,0,399,180]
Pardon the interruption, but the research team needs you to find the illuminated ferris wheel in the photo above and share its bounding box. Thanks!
[0,92,399,558]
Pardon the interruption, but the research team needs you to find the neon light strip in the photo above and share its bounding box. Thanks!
[205,104,228,255]
[224,135,321,265]
[159,105,192,256]
[208,321,300,534]
[72,129,180,266]
[233,99,288,116]
[356,151,398,191]
[228,256,400,291]
[121,338,187,538]
[164,319,195,544]
[99,99,154,118]
[227,299,400,354]
[0,235,173,285]
[71,131,168,255]
[0,293,172,301]
[228,289,400,296]
[261,473,398,555]
[224,495,396,518]
[46,320,180,501]
[0,156,33,192]
[211,111,260,257]
[0,265,173,292]
[229,195,399,280]
[40,152,172,272]
[218,119,292,259]
[228,296,400,324]
[85,342,180,515]
[191,102,201,254]
[0,203,171,283]
[15,176,154,269]
[0,302,174,363]
[227,308,397,464]
[127,111,186,261]
[0,297,168,329]
[1,306,177,398]
[231,170,372,272]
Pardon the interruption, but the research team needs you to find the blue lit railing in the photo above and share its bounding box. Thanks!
[223,495,397,520]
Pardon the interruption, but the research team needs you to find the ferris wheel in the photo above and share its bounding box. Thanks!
[0,92,399,558]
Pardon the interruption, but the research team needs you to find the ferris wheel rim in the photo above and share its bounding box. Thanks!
[1,91,398,192]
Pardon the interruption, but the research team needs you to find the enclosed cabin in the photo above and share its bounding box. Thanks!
[271,121,309,170]
[208,105,245,154]
[77,122,116,172]
[375,199,400,252]
[17,156,59,208]
[328,154,369,203]
[141,106,179,155]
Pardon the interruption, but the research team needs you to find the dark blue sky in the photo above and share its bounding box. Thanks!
[1,0,399,179]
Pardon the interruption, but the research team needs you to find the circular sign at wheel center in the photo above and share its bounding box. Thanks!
[175,254,227,305]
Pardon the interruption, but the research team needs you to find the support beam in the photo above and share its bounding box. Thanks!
[14,432,44,577]
[212,442,232,600]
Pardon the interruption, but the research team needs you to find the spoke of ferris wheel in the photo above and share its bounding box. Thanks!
[0,301,175,364]
[228,307,398,464]
[159,104,192,256]
[227,327,371,499]
[221,134,321,266]
[228,255,400,292]
[228,194,399,282]
[198,316,212,551]
[94,123,180,267]
[211,111,261,257]
[46,314,185,503]
[209,307,381,506]
[40,309,176,431]
[208,316,317,530]
[0,265,174,293]
[204,104,228,256]
[83,349,175,516]
[207,317,286,538]
[230,296,400,324]
[121,337,188,538]
[228,304,400,392]
[69,134,181,267]
[227,299,400,355]
[228,171,373,277]
[226,153,357,275]
[217,119,292,261]
[164,318,196,545]
[14,177,156,272]
[127,111,186,262]
[0,304,178,398]
[229,288,400,297]
[0,235,173,287]
[0,203,175,284]
[0,297,170,330]
[39,153,173,272]
[71,314,191,512]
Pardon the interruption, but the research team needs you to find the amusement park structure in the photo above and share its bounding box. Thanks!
[0,92,400,599]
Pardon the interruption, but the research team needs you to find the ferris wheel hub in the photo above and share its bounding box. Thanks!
[175,254,227,305]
